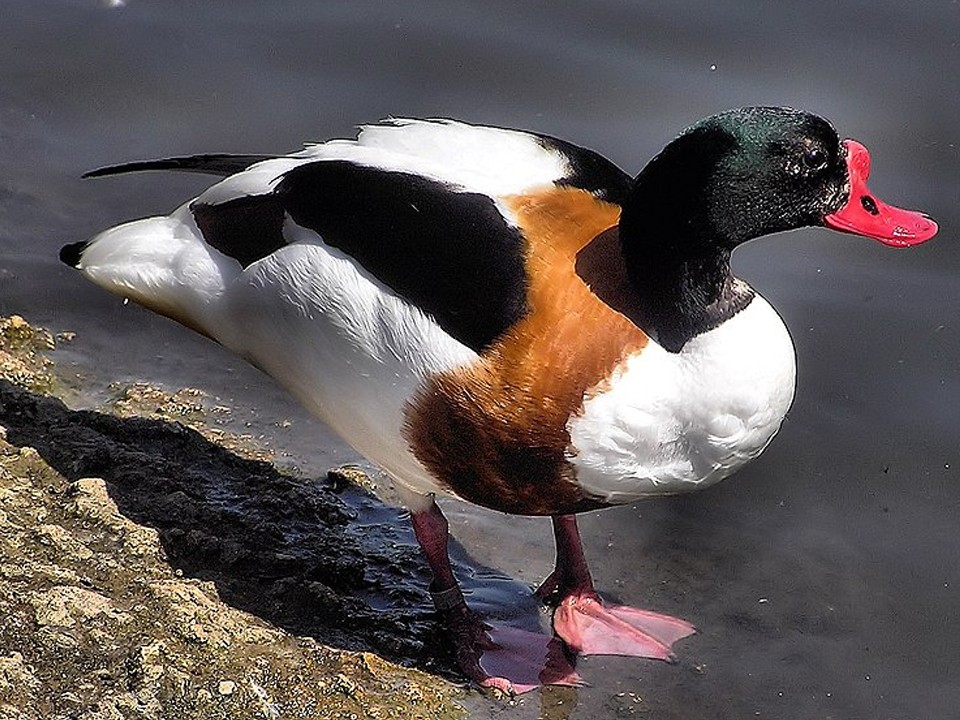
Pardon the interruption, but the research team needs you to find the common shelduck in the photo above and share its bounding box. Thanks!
[61,107,937,693]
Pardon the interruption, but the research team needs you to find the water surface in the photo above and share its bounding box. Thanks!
[1,2,958,718]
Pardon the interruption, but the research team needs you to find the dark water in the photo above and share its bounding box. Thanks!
[2,1,958,718]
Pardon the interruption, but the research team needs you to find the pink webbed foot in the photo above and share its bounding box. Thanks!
[442,603,580,694]
[552,593,696,660]
[541,515,696,661]
[480,626,581,693]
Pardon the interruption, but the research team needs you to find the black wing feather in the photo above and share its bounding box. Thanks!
[83,154,277,179]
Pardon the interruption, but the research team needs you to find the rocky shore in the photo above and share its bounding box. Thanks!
[0,315,466,719]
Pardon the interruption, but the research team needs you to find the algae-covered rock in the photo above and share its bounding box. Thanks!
[0,316,466,720]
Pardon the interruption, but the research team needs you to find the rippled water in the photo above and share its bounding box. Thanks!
[2,1,958,718]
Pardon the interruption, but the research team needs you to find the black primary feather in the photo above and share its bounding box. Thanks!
[82,154,277,179]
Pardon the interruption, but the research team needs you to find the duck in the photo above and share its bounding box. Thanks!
[60,106,937,693]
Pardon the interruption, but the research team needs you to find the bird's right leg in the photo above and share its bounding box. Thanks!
[410,497,578,694]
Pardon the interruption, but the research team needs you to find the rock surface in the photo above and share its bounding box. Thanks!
[0,316,465,719]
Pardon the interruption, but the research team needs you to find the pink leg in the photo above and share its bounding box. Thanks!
[410,500,578,694]
[537,515,696,660]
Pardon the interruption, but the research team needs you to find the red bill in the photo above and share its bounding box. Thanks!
[824,139,938,247]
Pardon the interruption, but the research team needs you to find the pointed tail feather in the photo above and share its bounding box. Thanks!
[60,240,89,268]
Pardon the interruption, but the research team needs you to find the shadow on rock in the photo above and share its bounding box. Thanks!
[0,378,463,679]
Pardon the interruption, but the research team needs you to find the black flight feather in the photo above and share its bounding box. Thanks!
[82,154,277,179]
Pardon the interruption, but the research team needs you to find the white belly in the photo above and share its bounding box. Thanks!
[567,295,797,503]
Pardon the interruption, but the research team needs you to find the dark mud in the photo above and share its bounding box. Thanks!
[0,315,465,719]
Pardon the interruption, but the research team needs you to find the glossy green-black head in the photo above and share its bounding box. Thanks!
[617,106,936,353]
[621,106,936,251]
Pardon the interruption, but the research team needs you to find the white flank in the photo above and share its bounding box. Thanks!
[212,222,479,505]
[567,296,797,503]
[77,215,478,511]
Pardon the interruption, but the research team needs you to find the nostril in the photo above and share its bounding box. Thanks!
[861,195,879,215]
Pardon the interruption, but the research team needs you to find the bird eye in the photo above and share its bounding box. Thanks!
[802,146,828,171]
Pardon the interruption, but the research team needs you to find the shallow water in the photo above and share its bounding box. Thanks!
[2,1,958,717]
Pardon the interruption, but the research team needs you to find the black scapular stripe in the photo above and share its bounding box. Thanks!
[274,161,529,352]
[192,195,288,268]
